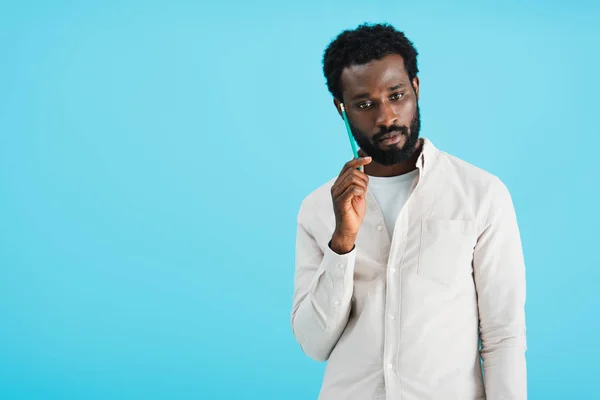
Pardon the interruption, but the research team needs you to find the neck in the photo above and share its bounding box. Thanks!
[361,139,423,177]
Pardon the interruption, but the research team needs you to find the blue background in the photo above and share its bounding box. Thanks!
[1,1,599,399]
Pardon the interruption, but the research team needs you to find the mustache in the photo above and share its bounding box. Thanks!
[372,125,409,142]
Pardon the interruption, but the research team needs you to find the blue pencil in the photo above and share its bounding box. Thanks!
[340,103,362,171]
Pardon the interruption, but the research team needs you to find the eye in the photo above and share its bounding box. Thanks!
[357,101,372,110]
[390,93,404,101]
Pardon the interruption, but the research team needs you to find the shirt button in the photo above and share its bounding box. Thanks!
[389,315,395,320]
[391,268,397,273]
[377,225,383,231]
[387,363,394,369]
[333,300,340,306]
[337,263,344,268]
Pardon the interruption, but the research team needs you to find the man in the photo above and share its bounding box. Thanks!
[290,23,527,400]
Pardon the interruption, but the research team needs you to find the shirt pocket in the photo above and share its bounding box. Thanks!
[417,219,476,286]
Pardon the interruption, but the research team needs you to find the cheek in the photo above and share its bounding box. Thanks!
[353,116,377,136]
[395,101,416,122]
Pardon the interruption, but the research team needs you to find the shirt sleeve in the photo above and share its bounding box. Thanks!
[473,177,528,399]
[290,198,356,362]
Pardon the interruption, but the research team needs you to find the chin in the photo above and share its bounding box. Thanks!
[379,142,404,151]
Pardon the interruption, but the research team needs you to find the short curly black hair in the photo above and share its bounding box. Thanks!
[322,23,419,101]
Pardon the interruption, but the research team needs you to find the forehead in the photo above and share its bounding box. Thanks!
[340,54,409,97]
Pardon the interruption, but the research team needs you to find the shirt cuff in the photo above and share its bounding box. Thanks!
[322,240,357,281]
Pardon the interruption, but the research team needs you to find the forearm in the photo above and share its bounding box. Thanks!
[479,287,527,398]
[480,333,527,399]
[474,177,528,399]
[291,237,356,362]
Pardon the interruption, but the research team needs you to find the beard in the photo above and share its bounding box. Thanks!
[349,103,421,166]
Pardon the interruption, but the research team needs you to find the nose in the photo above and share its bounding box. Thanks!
[375,101,398,127]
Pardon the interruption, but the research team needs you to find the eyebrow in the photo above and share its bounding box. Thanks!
[351,83,407,101]
[388,83,406,91]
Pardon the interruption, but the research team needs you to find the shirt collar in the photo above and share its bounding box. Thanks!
[416,137,438,174]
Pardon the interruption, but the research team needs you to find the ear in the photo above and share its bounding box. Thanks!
[333,98,344,119]
[412,76,420,100]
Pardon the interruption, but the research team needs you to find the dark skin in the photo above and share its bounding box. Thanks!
[329,54,422,254]
[334,53,422,177]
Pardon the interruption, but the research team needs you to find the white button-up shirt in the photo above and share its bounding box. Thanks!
[291,138,527,399]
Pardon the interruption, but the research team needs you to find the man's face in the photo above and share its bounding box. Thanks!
[338,54,421,166]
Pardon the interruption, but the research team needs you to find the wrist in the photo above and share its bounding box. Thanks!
[330,232,356,254]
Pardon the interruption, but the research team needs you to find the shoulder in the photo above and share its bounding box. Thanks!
[434,149,515,228]
[436,149,510,197]
[297,176,336,220]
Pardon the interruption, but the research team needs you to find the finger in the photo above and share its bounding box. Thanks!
[334,166,369,194]
[332,173,368,199]
[347,156,372,170]
[336,159,371,187]
[335,157,372,184]
[351,156,371,173]
[340,174,368,193]
[350,168,370,186]
[338,184,365,204]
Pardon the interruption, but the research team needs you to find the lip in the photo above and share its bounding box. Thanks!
[378,133,402,145]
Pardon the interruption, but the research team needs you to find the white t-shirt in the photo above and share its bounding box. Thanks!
[367,169,419,239]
